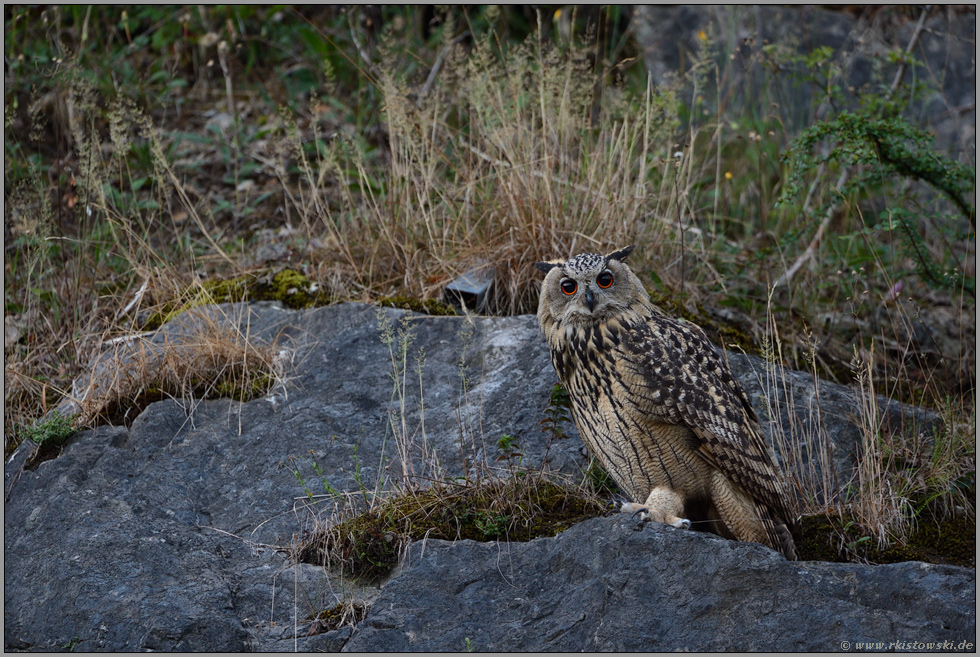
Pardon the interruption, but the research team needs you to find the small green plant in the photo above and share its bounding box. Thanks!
[495,433,523,470]
[582,458,621,498]
[840,519,873,554]
[283,451,341,503]
[540,383,573,467]
[347,443,377,507]
[61,636,81,652]
[20,410,78,449]
[472,510,511,538]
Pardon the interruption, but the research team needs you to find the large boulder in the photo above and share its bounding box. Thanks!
[2,302,964,651]
[345,516,975,652]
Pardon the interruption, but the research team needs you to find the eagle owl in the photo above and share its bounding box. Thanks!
[536,245,797,559]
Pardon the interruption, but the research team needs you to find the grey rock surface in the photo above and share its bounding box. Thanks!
[345,516,975,652]
[2,302,965,652]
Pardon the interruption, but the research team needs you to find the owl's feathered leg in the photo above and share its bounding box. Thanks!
[615,487,691,529]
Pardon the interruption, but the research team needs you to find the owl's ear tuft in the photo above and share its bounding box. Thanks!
[535,261,561,273]
[606,245,636,263]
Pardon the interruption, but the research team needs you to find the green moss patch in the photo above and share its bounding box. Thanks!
[141,271,461,334]
[140,269,335,330]
[376,295,458,316]
[19,411,79,468]
[298,477,607,583]
[796,511,975,568]
[306,601,369,636]
[255,269,335,309]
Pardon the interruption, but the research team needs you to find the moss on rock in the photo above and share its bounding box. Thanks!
[256,269,334,309]
[796,510,975,567]
[139,268,339,331]
[376,295,458,316]
[299,477,607,583]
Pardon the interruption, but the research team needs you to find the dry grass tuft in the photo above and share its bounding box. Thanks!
[846,343,975,550]
[305,600,369,637]
[9,300,286,461]
[71,308,285,429]
[763,305,975,556]
[281,31,693,314]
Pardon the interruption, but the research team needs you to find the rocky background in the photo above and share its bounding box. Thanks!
[633,5,974,157]
[4,302,974,651]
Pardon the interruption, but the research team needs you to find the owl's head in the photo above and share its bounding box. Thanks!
[535,245,645,327]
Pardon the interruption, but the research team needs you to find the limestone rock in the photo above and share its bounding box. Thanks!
[1,302,963,651]
[345,516,975,652]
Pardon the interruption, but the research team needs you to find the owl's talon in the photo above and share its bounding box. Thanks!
[631,508,651,522]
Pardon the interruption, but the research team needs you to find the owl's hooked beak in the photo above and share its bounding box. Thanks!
[585,287,595,312]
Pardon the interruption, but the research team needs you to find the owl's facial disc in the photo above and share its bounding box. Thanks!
[558,268,618,321]
[539,248,636,326]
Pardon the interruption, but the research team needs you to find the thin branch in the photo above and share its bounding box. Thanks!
[347,11,383,82]
[774,169,847,288]
[885,6,931,101]
[417,32,471,102]
[774,6,932,288]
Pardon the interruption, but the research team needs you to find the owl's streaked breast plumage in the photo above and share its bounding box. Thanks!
[546,310,715,504]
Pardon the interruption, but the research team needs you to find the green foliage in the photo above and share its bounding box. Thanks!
[299,477,607,583]
[776,84,975,302]
[583,458,621,498]
[540,384,572,441]
[20,411,78,449]
[60,637,81,652]
[15,410,80,466]
[539,382,576,470]
[471,510,511,538]
[284,451,341,503]
[495,433,524,469]
[880,207,975,295]
[781,110,975,225]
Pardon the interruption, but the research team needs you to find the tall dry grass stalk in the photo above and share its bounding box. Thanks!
[4,77,228,448]
[849,341,912,548]
[759,292,841,518]
[762,282,974,550]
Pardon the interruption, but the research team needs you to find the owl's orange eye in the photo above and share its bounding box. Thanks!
[560,279,578,295]
[596,271,614,288]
